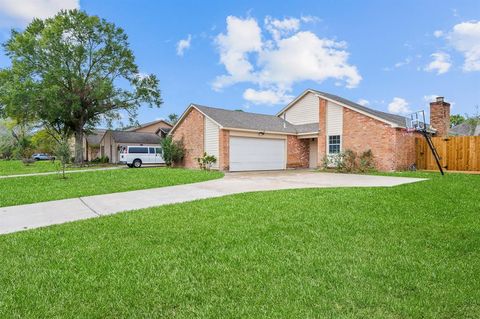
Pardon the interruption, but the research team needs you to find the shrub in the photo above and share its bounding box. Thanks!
[90,156,109,164]
[342,149,357,172]
[358,149,375,172]
[321,149,376,173]
[196,153,217,170]
[161,136,185,167]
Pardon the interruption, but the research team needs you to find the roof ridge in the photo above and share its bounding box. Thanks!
[193,103,282,118]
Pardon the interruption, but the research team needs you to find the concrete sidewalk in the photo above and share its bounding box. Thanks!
[0,166,124,179]
[0,171,425,235]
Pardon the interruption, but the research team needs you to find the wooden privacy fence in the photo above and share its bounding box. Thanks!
[416,136,480,171]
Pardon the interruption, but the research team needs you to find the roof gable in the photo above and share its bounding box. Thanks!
[277,89,408,128]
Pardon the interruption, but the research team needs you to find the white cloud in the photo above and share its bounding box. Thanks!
[300,15,321,23]
[447,21,480,71]
[424,52,451,74]
[0,0,79,26]
[213,16,262,90]
[213,15,361,105]
[388,97,411,115]
[243,88,293,105]
[357,99,369,106]
[176,34,192,56]
[394,57,411,68]
[433,30,443,38]
[423,94,439,102]
[264,16,300,41]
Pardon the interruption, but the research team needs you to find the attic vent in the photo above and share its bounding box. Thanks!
[436,96,444,103]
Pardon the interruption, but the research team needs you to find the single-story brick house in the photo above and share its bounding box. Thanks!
[170,89,450,171]
[84,119,172,163]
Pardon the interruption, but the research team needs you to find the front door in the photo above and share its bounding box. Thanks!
[309,139,318,169]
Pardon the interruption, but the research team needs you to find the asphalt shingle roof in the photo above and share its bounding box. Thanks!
[110,131,161,144]
[85,130,106,146]
[310,89,409,128]
[188,90,414,135]
[450,122,480,136]
[194,104,299,134]
[125,119,172,132]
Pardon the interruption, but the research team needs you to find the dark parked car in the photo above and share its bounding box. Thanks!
[32,153,53,161]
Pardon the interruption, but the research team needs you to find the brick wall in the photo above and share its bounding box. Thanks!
[219,129,230,170]
[317,98,327,165]
[342,107,397,171]
[172,108,204,168]
[286,135,309,168]
[394,129,421,170]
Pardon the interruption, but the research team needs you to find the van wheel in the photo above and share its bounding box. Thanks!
[133,159,142,168]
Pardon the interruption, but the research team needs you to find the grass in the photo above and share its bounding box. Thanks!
[0,159,114,176]
[0,171,478,318]
[0,168,224,207]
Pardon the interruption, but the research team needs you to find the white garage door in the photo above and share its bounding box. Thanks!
[229,137,286,171]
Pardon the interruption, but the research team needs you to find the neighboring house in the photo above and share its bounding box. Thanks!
[99,131,162,163]
[90,119,173,163]
[170,89,451,172]
[84,129,106,161]
[450,122,480,136]
[125,119,172,134]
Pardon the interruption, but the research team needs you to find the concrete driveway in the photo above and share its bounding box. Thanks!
[0,171,425,235]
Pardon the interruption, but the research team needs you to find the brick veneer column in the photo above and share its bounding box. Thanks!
[218,129,230,171]
[317,97,327,166]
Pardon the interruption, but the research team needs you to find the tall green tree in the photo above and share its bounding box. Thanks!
[450,114,465,128]
[0,10,162,164]
[168,113,179,125]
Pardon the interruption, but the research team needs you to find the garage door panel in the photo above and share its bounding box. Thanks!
[229,137,285,171]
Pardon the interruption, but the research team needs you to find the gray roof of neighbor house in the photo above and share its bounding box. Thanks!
[110,131,161,144]
[308,89,409,128]
[194,104,300,134]
[125,119,172,132]
[450,122,480,136]
[85,129,106,146]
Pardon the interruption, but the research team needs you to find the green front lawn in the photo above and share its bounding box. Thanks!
[0,159,114,176]
[0,172,478,318]
[0,168,223,207]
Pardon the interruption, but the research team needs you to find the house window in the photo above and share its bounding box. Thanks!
[328,135,341,154]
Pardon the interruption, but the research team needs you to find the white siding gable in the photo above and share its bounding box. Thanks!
[281,92,319,125]
[327,101,343,136]
[204,116,219,168]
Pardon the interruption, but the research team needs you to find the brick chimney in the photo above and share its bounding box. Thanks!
[430,96,450,137]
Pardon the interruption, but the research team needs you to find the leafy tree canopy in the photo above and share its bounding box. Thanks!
[450,114,465,128]
[0,9,162,163]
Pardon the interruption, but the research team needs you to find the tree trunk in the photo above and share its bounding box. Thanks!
[74,129,84,164]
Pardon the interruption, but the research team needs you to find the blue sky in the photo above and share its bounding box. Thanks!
[0,0,479,127]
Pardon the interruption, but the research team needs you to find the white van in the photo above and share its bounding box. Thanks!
[119,146,165,168]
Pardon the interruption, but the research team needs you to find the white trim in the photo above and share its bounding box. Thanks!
[276,89,312,117]
[314,93,399,127]
[222,127,294,136]
[276,89,401,128]
[169,104,223,135]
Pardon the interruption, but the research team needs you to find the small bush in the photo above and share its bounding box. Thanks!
[320,149,376,173]
[196,153,217,170]
[90,156,109,164]
[342,149,357,172]
[358,150,375,172]
[161,136,185,167]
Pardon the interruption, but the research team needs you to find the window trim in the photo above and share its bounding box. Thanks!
[327,135,341,155]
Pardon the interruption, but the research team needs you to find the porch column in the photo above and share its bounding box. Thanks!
[317,97,327,166]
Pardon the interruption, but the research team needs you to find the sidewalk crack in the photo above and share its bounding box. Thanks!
[79,197,101,217]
